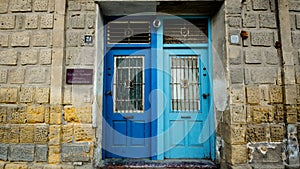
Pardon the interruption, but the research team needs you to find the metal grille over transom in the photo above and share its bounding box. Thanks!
[107,20,151,44]
[164,19,208,44]
[171,56,200,112]
[114,56,144,113]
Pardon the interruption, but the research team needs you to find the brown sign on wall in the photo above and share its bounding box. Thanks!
[66,69,93,84]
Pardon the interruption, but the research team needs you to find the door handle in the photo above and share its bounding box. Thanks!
[181,116,191,119]
[105,91,112,96]
[202,93,209,99]
[123,116,134,119]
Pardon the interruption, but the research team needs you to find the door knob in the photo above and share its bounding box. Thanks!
[202,93,209,99]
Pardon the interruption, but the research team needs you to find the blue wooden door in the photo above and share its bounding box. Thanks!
[163,48,211,158]
[104,49,151,158]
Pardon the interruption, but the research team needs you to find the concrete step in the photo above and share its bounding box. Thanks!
[100,159,218,169]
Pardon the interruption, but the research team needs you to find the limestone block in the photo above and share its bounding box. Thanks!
[79,48,95,65]
[229,46,242,65]
[226,0,242,14]
[10,144,34,162]
[245,48,262,64]
[286,105,297,124]
[68,1,81,11]
[27,105,44,123]
[71,14,85,29]
[247,124,267,142]
[76,106,92,123]
[0,0,8,13]
[35,87,50,103]
[0,69,7,83]
[7,106,26,124]
[246,67,277,84]
[66,48,80,65]
[0,87,18,103]
[48,145,60,164]
[62,124,73,143]
[252,0,269,10]
[27,67,47,83]
[11,31,30,47]
[246,86,260,104]
[296,15,300,29]
[34,124,49,143]
[270,124,284,142]
[64,107,79,122]
[264,48,278,65]
[86,14,96,29]
[250,143,283,163]
[243,13,257,28]
[61,143,90,162]
[36,145,48,162]
[223,124,246,144]
[86,1,96,11]
[49,125,61,145]
[296,67,300,84]
[251,32,273,46]
[250,106,274,123]
[230,67,244,84]
[0,144,8,161]
[74,124,94,142]
[63,87,72,104]
[41,14,54,29]
[0,33,9,47]
[66,31,79,47]
[40,49,52,65]
[24,14,38,29]
[10,0,32,12]
[0,50,18,65]
[225,144,247,164]
[5,163,28,169]
[289,1,300,11]
[49,105,62,125]
[0,107,7,123]
[292,32,300,48]
[259,13,277,28]
[275,105,285,123]
[230,85,245,104]
[28,164,46,169]
[6,124,19,143]
[33,0,48,11]
[285,85,298,104]
[20,86,35,103]
[20,50,38,65]
[0,15,15,29]
[44,106,50,124]
[8,68,25,84]
[32,31,50,47]
[269,85,283,103]
[19,125,34,143]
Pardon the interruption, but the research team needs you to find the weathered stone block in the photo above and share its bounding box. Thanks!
[296,15,300,29]
[228,17,241,28]
[11,31,30,47]
[246,67,277,84]
[63,87,72,104]
[35,87,50,103]
[7,106,26,124]
[286,105,297,124]
[32,31,50,47]
[10,0,32,12]
[76,106,92,123]
[71,14,85,29]
[66,31,79,47]
[10,144,34,162]
[61,143,90,162]
[20,86,35,103]
[226,0,242,14]
[247,124,267,142]
[68,1,81,11]
[285,85,298,104]
[0,33,9,47]
[250,106,274,123]
[229,46,242,65]
[36,145,48,162]
[86,14,96,29]
[0,50,18,65]
[225,144,247,164]
[0,0,9,13]
[269,85,283,103]
[64,107,79,122]
[289,1,300,11]
[49,105,62,125]
[8,68,25,84]
[251,32,273,46]
[66,48,80,65]
[33,0,48,11]
[223,124,246,144]
[62,124,73,143]
[243,13,257,28]
[259,13,276,28]
[250,143,283,163]
[5,163,28,169]
[19,125,34,143]
[27,67,47,83]
[44,106,50,124]
[74,124,94,142]
[20,50,38,65]
[27,105,44,123]
[34,124,49,144]
[40,49,52,65]
[292,32,300,48]
[230,85,245,104]
[0,15,15,29]
[24,14,38,29]
[252,0,269,10]
[264,48,278,65]
[270,124,284,142]
[230,67,244,84]
[0,107,7,123]
[41,14,54,29]
[48,145,60,164]
[275,105,284,123]
[86,1,96,11]
[80,48,95,65]
[245,48,262,64]
[0,144,8,161]
[0,87,18,103]
[0,69,7,83]
[246,86,260,104]
[28,164,46,169]
[49,125,61,145]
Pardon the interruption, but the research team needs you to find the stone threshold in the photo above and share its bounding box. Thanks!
[99,159,218,169]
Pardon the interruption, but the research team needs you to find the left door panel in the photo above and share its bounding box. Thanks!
[103,49,151,158]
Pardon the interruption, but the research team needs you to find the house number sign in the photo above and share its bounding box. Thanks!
[66,69,93,84]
